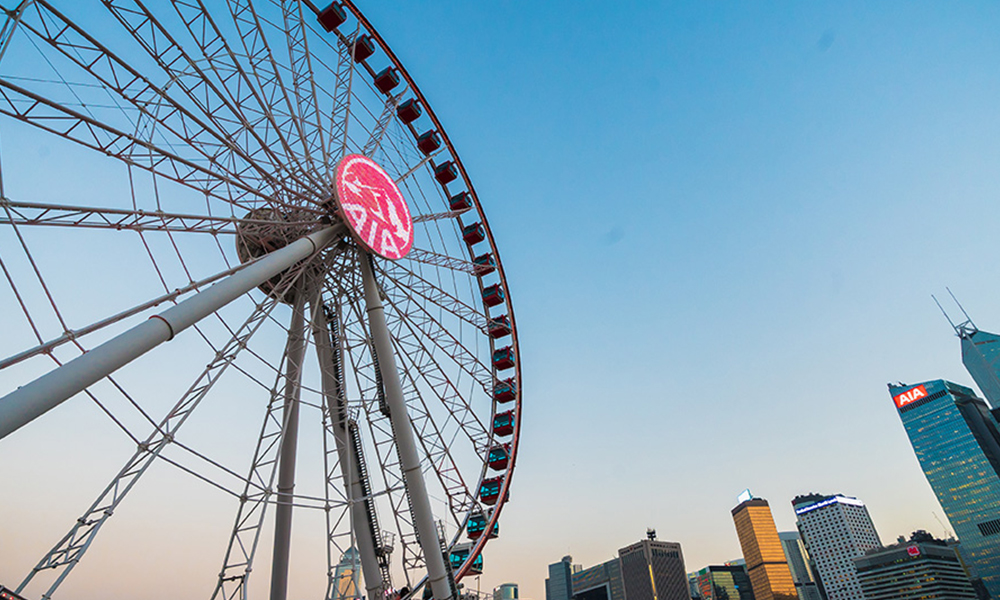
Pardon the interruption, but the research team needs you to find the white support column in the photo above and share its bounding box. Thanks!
[311,299,385,600]
[358,251,453,600]
[269,288,309,600]
[0,225,342,441]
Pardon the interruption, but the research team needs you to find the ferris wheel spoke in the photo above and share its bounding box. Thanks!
[0,77,284,212]
[412,210,473,225]
[226,0,320,179]
[388,334,481,527]
[166,0,326,195]
[379,261,489,332]
[393,150,443,186]
[10,1,310,210]
[376,272,493,393]
[279,0,331,173]
[15,291,281,600]
[0,197,314,234]
[0,2,30,62]
[98,0,323,205]
[326,23,359,173]
[362,88,405,158]
[382,304,489,454]
[402,248,478,276]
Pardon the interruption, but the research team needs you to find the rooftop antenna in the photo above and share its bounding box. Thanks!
[933,289,977,338]
[947,287,977,334]
[932,294,958,331]
[932,511,954,540]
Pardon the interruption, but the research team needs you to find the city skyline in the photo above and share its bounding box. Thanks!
[4,2,1000,600]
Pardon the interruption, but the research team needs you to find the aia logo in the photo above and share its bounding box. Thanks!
[906,545,921,557]
[893,385,927,409]
[334,154,413,260]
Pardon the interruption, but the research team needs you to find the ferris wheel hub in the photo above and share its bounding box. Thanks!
[235,207,334,302]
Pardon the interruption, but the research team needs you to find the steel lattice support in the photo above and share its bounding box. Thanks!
[313,299,388,600]
[0,198,314,234]
[210,328,308,600]
[16,292,281,599]
[226,0,316,176]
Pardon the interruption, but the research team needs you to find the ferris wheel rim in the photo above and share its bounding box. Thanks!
[332,1,523,579]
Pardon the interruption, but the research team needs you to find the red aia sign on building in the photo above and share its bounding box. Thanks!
[334,154,414,260]
[906,545,921,557]
[894,385,928,409]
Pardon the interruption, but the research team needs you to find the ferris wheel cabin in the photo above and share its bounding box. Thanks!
[466,512,499,540]
[493,378,516,403]
[449,543,484,575]
[492,410,515,437]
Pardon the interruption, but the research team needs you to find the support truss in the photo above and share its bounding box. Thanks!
[17,292,281,600]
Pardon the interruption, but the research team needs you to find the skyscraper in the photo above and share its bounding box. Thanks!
[779,531,823,600]
[572,559,626,600]
[943,308,1000,405]
[693,565,755,600]
[853,533,977,600]
[547,556,582,600]
[731,497,798,600]
[888,379,1000,598]
[618,530,689,600]
[792,493,881,600]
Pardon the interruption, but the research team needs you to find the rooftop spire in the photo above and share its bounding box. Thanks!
[932,289,977,338]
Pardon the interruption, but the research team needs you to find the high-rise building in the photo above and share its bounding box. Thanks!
[853,532,978,599]
[693,565,755,600]
[494,583,519,600]
[732,497,798,600]
[779,531,823,600]
[888,379,1000,598]
[333,547,360,600]
[792,493,881,600]
[618,530,689,600]
[946,311,1000,406]
[548,556,582,600]
[572,559,626,600]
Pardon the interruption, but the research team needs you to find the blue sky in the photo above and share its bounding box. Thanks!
[3,2,1000,600]
[358,2,1000,597]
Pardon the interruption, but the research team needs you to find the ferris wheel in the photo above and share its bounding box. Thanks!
[0,2,520,600]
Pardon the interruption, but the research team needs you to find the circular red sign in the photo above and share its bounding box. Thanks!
[333,154,414,260]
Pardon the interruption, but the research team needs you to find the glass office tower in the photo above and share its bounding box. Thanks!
[779,531,823,600]
[889,379,1000,598]
[572,558,626,600]
[547,556,581,600]
[954,320,1000,406]
[694,565,755,600]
